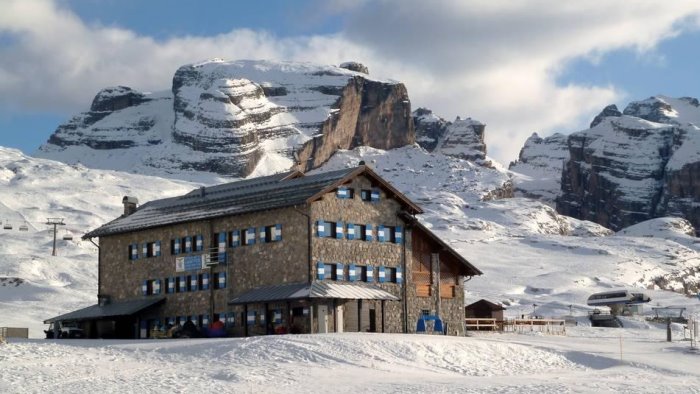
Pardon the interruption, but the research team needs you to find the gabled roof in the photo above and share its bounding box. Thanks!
[413,221,482,276]
[84,165,422,239]
[465,299,505,311]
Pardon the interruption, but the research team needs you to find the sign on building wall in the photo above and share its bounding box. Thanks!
[175,255,207,272]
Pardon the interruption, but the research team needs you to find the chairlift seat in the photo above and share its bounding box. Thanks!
[19,225,29,232]
[3,224,12,230]
[63,233,74,241]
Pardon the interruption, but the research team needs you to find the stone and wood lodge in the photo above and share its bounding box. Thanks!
[45,165,481,338]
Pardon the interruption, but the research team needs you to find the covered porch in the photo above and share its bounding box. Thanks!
[229,281,400,336]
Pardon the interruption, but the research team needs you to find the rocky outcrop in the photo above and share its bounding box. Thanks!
[589,104,621,128]
[37,59,414,179]
[44,86,162,151]
[508,132,569,203]
[556,96,700,232]
[413,109,487,162]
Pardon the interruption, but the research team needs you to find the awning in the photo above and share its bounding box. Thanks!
[44,297,165,324]
[229,282,400,305]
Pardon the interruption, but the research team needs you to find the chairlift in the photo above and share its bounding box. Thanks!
[3,221,12,230]
[18,223,29,232]
[62,231,74,241]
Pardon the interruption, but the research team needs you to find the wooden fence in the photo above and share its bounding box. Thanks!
[465,318,566,335]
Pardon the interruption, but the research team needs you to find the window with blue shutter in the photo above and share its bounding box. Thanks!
[218,232,227,262]
[155,241,161,257]
[316,220,326,237]
[346,223,355,240]
[154,279,161,295]
[185,236,192,253]
[335,186,354,199]
[378,266,386,283]
[377,225,386,243]
[275,223,282,241]
[259,311,266,326]
[189,275,198,291]
[142,243,148,258]
[371,189,380,202]
[335,221,344,239]
[396,266,403,284]
[178,276,186,292]
[195,235,203,251]
[217,272,226,289]
[202,314,210,326]
[365,224,373,242]
[336,263,344,281]
[395,226,403,244]
[245,228,256,245]
[366,265,374,282]
[167,277,175,294]
[247,311,256,325]
[201,273,210,290]
[259,226,267,243]
[348,264,357,282]
[230,230,240,247]
[172,238,181,255]
[129,243,138,260]
[317,261,325,280]
[141,280,148,296]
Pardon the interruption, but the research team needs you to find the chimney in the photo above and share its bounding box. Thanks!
[122,196,139,216]
[199,186,206,198]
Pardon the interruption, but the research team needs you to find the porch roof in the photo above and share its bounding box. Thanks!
[44,297,165,324]
[229,281,399,304]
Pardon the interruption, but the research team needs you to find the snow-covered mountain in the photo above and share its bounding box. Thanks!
[3,144,698,338]
[413,108,489,164]
[511,95,700,232]
[36,59,414,181]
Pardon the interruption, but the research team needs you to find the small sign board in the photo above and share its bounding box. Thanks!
[175,255,207,272]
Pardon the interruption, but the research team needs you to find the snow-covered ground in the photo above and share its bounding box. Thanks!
[1,328,699,393]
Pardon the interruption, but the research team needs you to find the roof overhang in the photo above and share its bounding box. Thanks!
[44,297,165,324]
[229,281,399,305]
[413,221,482,276]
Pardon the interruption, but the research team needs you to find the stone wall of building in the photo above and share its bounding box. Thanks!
[98,206,309,325]
[309,174,408,333]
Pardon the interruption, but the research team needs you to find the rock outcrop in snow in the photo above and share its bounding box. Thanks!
[557,96,700,232]
[413,108,487,163]
[37,59,414,179]
[508,132,569,203]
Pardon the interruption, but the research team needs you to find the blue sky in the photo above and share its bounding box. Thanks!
[2,0,700,163]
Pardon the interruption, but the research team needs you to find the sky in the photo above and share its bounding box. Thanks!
[1,0,700,165]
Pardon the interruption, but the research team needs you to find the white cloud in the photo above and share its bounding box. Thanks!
[1,0,700,163]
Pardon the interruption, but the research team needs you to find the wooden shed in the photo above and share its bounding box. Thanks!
[465,299,505,320]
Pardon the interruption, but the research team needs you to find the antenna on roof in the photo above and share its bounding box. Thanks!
[45,218,65,256]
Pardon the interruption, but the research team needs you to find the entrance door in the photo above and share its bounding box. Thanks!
[336,305,344,333]
[318,305,328,333]
[369,309,377,332]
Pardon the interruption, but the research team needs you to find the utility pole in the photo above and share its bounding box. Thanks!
[45,218,65,256]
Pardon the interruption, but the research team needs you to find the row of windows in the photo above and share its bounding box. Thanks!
[128,241,162,260]
[128,224,284,261]
[336,186,380,202]
[316,221,403,243]
[149,307,306,333]
[141,272,226,296]
[316,262,402,284]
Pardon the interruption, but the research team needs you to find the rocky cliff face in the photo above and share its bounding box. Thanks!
[508,132,569,203]
[37,59,414,180]
[556,96,700,232]
[413,108,487,162]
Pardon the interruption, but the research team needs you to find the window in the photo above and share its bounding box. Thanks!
[213,272,226,289]
[128,244,138,260]
[327,221,337,238]
[336,187,355,199]
[229,230,240,247]
[170,239,180,255]
[360,189,372,201]
[356,224,367,240]
[360,266,370,282]
[361,188,380,202]
[385,226,396,243]
[386,267,396,282]
[261,225,282,242]
[292,307,305,317]
[328,263,338,280]
[243,228,256,245]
